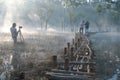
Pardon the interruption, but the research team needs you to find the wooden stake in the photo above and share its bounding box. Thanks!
[70,47,74,61]
[67,42,70,49]
[52,55,57,68]
[64,47,67,56]
[75,43,77,50]
[72,39,74,45]
[64,58,69,71]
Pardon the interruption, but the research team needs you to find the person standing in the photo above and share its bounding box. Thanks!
[85,21,90,35]
[79,20,85,34]
[10,23,19,44]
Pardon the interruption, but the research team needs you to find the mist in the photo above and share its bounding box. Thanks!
[0,0,119,33]
[0,0,120,80]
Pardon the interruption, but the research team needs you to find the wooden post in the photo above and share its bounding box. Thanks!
[75,43,77,50]
[67,42,70,49]
[77,38,80,47]
[70,47,74,61]
[64,47,67,56]
[67,42,70,59]
[64,58,69,71]
[52,55,57,68]
[72,39,74,45]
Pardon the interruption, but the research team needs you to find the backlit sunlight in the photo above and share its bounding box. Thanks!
[2,0,24,32]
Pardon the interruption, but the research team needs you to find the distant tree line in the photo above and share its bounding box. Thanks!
[0,0,120,31]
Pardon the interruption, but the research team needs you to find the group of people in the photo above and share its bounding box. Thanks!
[79,20,90,35]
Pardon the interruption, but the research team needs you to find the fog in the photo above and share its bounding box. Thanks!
[0,0,119,33]
[0,0,120,79]
[89,32,120,79]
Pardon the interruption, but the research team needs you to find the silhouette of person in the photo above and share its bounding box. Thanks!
[10,23,19,44]
[80,20,85,34]
[85,21,90,35]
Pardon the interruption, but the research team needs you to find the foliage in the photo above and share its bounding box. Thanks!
[105,0,120,24]
[0,0,120,29]
[96,4,103,13]
[59,0,82,8]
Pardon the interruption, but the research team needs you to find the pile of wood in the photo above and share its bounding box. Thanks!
[46,32,96,80]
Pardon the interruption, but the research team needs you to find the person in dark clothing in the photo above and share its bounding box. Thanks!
[10,23,19,44]
[79,20,85,34]
[85,21,90,35]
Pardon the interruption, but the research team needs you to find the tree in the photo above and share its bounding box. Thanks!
[68,11,76,32]
[58,0,85,32]
[59,17,65,31]
[96,4,103,14]
[34,0,54,30]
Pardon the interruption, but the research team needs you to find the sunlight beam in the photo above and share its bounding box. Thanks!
[2,0,24,32]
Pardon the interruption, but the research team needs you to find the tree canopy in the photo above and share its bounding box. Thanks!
[0,0,120,31]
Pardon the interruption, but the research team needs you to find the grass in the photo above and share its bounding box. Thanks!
[0,31,74,80]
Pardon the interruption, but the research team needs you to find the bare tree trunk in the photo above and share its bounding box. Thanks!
[45,20,48,30]
[40,20,43,29]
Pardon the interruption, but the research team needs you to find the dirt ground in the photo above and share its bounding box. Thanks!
[0,31,74,80]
